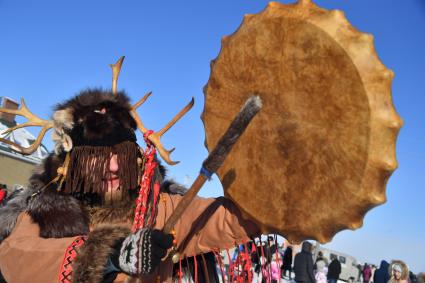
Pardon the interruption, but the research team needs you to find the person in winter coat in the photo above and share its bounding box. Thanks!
[294,241,316,283]
[315,269,327,283]
[327,255,341,283]
[417,273,425,283]
[315,253,327,283]
[0,87,261,283]
[271,254,282,283]
[374,261,390,283]
[282,246,293,279]
[388,260,409,283]
[262,253,281,283]
[363,264,373,283]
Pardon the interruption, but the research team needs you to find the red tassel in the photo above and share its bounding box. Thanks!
[260,240,270,283]
[132,130,157,232]
[234,246,239,282]
[226,249,234,282]
[149,181,161,226]
[274,234,281,280]
[194,255,198,283]
[243,242,253,283]
[252,242,257,253]
[178,257,183,283]
[212,249,226,283]
[234,247,240,282]
[267,238,272,283]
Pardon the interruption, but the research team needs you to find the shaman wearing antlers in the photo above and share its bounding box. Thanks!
[0,57,260,283]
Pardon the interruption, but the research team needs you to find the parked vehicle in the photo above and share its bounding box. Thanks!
[313,244,360,282]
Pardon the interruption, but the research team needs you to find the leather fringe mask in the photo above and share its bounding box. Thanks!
[64,141,141,202]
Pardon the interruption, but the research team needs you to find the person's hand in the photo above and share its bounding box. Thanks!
[118,229,173,275]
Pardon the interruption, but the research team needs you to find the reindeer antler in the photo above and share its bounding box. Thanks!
[110,56,194,165]
[0,98,53,155]
[131,94,194,165]
[110,56,125,95]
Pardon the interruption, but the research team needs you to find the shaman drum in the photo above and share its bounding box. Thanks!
[202,0,402,243]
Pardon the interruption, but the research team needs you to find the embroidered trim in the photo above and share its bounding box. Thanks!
[59,236,87,283]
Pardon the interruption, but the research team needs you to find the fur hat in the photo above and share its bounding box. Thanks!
[49,88,142,199]
[52,88,137,153]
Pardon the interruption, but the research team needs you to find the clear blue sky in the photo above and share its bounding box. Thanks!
[0,0,424,273]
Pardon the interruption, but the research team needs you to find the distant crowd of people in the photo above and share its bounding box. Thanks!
[285,240,424,283]
[224,237,424,283]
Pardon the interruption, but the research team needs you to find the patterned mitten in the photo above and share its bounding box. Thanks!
[118,229,173,275]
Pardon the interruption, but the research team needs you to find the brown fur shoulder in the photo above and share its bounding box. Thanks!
[12,152,90,238]
[72,224,130,283]
[27,189,90,238]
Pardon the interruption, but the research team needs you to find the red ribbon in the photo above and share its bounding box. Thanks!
[132,130,160,232]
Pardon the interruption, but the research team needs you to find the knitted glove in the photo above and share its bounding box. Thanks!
[118,229,173,275]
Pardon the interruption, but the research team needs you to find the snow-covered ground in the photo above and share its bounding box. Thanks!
[251,274,294,283]
[216,271,346,283]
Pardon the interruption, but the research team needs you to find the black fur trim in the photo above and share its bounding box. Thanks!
[161,180,187,195]
[55,89,137,146]
[72,224,130,283]
[0,270,6,283]
[70,127,136,147]
[0,188,31,243]
[155,159,186,195]
[27,190,89,238]
[157,160,167,180]
[29,152,66,191]
[0,152,90,239]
